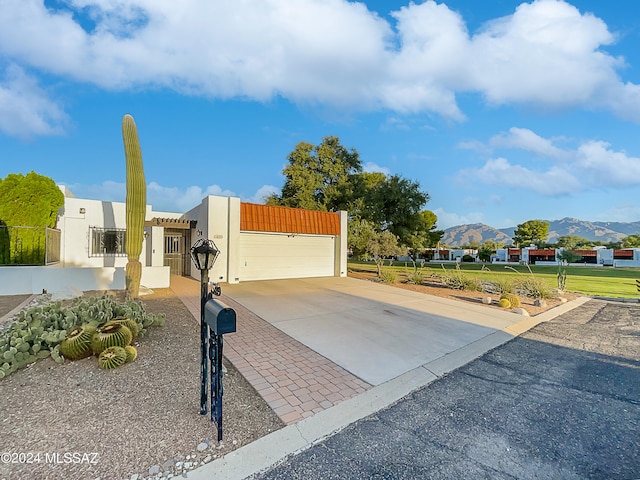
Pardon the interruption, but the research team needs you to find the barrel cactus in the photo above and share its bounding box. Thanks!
[106,317,140,339]
[498,298,511,309]
[98,346,128,370]
[124,345,138,363]
[500,293,521,308]
[122,114,147,299]
[60,324,96,360]
[92,323,133,355]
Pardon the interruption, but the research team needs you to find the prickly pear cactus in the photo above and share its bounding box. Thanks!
[122,114,147,299]
[98,346,128,370]
[92,323,133,355]
[59,324,96,360]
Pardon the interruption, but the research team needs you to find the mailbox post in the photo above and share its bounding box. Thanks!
[204,298,236,441]
[189,239,220,415]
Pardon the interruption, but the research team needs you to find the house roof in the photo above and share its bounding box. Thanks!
[240,203,340,235]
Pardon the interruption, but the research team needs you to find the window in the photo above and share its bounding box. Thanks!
[90,227,126,256]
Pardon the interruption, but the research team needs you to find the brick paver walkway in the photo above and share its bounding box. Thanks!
[170,275,371,425]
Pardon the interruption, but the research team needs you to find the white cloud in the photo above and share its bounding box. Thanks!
[490,127,568,160]
[66,180,279,212]
[363,162,391,175]
[575,141,640,187]
[461,127,640,194]
[1,0,639,138]
[433,207,485,230]
[0,64,68,138]
[243,184,280,204]
[464,157,581,195]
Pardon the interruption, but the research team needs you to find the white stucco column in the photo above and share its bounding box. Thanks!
[335,210,348,277]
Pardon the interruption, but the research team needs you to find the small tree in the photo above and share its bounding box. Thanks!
[348,217,377,259]
[367,230,403,278]
[513,220,549,247]
[557,250,581,264]
[622,234,640,248]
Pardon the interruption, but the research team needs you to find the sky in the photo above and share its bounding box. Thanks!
[1,0,640,230]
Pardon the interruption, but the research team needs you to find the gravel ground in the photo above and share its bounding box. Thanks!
[0,290,283,480]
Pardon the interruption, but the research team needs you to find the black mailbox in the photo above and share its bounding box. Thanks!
[204,298,237,335]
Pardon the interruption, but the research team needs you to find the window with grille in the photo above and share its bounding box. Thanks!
[90,227,126,256]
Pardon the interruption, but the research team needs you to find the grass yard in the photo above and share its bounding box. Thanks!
[348,260,640,299]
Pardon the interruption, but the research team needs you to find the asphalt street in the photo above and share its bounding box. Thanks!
[254,299,640,480]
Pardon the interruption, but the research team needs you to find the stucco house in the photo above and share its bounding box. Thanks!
[0,186,347,295]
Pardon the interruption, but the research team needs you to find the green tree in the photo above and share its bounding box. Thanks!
[622,234,640,247]
[0,171,64,265]
[348,217,377,259]
[367,230,403,277]
[267,135,361,211]
[557,250,582,264]
[512,220,549,247]
[0,171,63,227]
[556,235,590,250]
[478,239,505,262]
[366,175,430,245]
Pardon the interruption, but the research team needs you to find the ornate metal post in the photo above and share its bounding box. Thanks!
[189,238,220,417]
[200,267,210,415]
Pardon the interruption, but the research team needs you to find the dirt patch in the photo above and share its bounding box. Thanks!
[348,270,578,316]
[0,288,283,480]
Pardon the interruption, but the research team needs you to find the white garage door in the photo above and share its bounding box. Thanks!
[239,232,335,281]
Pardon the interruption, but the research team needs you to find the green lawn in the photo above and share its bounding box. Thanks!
[348,260,640,299]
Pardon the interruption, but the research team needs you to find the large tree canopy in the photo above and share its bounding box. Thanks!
[268,135,362,212]
[269,136,441,254]
[512,220,549,247]
[0,171,63,228]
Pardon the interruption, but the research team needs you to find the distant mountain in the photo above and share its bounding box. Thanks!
[441,223,512,247]
[441,217,640,247]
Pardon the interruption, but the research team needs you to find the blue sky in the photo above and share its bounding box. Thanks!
[1,0,640,230]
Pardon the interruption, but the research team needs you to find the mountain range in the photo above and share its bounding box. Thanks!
[441,217,640,247]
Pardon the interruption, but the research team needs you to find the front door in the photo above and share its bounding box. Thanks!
[164,229,191,276]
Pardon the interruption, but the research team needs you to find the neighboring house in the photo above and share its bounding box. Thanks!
[0,187,347,295]
[492,246,640,267]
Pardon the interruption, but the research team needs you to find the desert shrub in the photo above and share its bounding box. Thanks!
[380,269,397,284]
[407,271,424,285]
[515,277,553,299]
[440,265,482,291]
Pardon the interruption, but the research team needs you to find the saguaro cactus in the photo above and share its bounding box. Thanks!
[122,114,147,298]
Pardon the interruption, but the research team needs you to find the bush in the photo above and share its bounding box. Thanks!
[407,271,424,285]
[516,277,553,299]
[440,265,482,291]
[379,269,397,284]
[462,254,475,262]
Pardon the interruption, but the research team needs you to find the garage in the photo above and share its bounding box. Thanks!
[238,232,335,281]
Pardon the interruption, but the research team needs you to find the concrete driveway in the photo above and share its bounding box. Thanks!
[223,276,543,385]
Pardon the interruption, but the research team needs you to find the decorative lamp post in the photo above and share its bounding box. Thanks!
[189,238,220,415]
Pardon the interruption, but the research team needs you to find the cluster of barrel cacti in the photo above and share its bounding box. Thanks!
[498,293,521,309]
[0,294,164,380]
[60,317,140,370]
